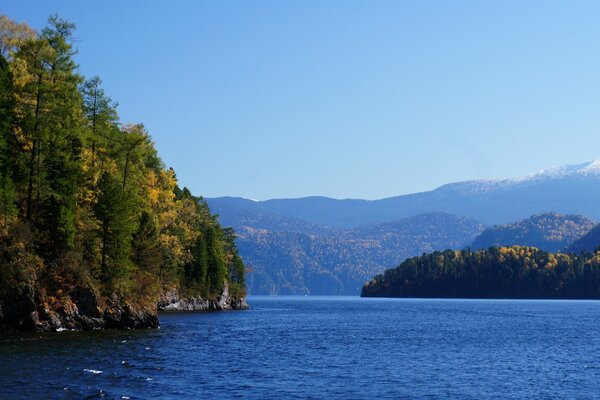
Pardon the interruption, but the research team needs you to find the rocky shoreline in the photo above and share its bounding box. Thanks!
[158,282,249,312]
[0,282,247,333]
[0,286,159,332]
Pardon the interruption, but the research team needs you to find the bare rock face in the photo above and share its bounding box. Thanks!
[103,293,159,330]
[0,285,159,332]
[158,281,249,312]
[0,280,247,332]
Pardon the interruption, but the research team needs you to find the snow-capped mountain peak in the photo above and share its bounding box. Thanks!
[512,160,600,182]
[439,160,600,194]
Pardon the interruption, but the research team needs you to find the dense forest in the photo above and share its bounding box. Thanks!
[470,212,594,252]
[0,15,245,330]
[362,246,600,299]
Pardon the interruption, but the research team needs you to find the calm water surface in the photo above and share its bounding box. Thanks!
[2,296,600,399]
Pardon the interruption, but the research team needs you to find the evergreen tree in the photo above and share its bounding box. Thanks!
[186,234,209,292]
[95,172,136,284]
[80,76,118,176]
[206,226,226,295]
[0,53,13,176]
[0,14,246,305]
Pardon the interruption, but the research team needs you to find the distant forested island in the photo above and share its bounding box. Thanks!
[0,15,246,332]
[362,246,600,299]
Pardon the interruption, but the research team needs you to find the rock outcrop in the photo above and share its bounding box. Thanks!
[0,285,159,332]
[158,281,248,312]
[0,281,248,332]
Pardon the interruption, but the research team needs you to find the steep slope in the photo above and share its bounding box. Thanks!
[565,224,600,253]
[208,161,600,227]
[470,212,595,252]
[238,212,484,295]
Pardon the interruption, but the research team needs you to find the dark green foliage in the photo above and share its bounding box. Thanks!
[0,15,245,303]
[223,227,245,289]
[40,137,82,253]
[0,174,17,223]
[131,211,159,272]
[362,246,600,299]
[80,76,118,169]
[0,54,14,176]
[188,235,208,289]
[206,226,226,295]
[230,254,245,288]
[95,172,136,283]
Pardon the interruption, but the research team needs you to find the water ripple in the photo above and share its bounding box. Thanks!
[2,297,600,399]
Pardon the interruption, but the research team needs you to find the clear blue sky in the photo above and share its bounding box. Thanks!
[4,1,600,200]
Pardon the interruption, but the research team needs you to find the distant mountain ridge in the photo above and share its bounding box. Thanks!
[209,160,600,227]
[470,212,595,252]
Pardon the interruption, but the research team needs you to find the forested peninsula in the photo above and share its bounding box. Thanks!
[0,16,246,332]
[362,246,600,299]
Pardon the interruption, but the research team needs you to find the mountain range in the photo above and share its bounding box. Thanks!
[211,161,600,227]
[208,161,600,294]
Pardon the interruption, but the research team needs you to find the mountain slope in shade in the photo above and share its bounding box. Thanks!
[470,212,595,252]
[238,212,484,295]
[565,224,600,253]
[208,160,600,227]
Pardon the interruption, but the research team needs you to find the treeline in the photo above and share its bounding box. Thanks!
[470,212,595,253]
[361,246,600,299]
[0,15,245,304]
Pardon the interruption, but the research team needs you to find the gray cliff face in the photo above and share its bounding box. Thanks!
[158,281,249,312]
[0,285,159,332]
[0,281,248,332]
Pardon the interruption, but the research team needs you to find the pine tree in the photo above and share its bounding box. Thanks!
[0,14,246,306]
[95,172,136,284]
[80,76,118,175]
[206,226,226,295]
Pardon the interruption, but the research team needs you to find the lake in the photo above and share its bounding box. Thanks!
[2,296,600,399]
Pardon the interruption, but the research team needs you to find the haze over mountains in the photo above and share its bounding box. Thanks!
[211,161,600,227]
[208,161,600,294]
[235,213,483,295]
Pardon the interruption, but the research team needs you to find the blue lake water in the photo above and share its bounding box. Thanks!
[2,296,600,399]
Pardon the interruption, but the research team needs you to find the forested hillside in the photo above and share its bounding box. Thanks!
[564,224,600,254]
[470,212,594,252]
[0,15,245,331]
[362,246,600,299]
[238,212,483,294]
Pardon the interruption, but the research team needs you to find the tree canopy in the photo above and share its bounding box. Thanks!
[362,246,600,299]
[0,15,245,304]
